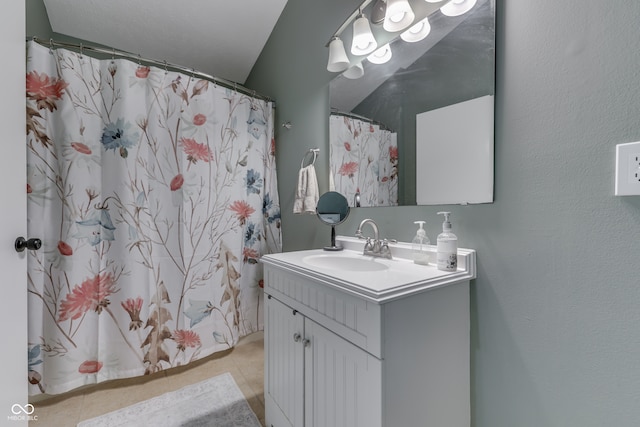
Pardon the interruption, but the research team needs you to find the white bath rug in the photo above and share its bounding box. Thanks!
[77,372,261,427]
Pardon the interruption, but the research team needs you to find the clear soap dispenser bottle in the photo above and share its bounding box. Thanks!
[412,221,430,265]
[436,212,458,271]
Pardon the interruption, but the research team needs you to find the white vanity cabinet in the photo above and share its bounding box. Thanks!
[265,294,381,427]
[262,237,475,427]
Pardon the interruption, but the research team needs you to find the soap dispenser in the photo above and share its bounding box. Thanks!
[411,221,430,265]
[436,212,458,271]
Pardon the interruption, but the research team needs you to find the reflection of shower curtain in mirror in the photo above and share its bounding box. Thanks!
[329,114,398,207]
[25,41,282,395]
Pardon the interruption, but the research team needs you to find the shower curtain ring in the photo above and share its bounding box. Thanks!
[137,54,142,66]
[112,48,116,62]
[49,38,54,55]
[79,43,83,58]
[163,60,168,74]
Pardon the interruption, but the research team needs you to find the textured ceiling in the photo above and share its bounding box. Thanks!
[43,0,289,84]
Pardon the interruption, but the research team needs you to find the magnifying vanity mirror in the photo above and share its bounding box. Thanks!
[328,0,495,207]
[316,191,351,251]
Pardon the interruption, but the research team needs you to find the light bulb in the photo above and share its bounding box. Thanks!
[343,62,364,79]
[383,0,415,32]
[351,14,378,55]
[367,44,392,64]
[440,0,477,16]
[327,37,350,72]
[400,17,431,42]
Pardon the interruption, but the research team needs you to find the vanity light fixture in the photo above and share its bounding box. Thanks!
[400,16,431,42]
[327,36,350,72]
[440,0,477,16]
[383,0,415,32]
[326,0,455,74]
[367,44,393,64]
[351,13,378,55]
[342,62,365,79]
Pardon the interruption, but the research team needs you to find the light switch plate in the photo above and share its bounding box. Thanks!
[615,141,640,196]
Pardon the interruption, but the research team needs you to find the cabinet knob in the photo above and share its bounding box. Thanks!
[293,333,302,342]
[302,338,311,348]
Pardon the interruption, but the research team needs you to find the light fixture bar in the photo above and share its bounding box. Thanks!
[327,0,450,46]
[325,0,455,73]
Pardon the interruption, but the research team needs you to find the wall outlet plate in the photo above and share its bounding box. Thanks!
[615,141,640,196]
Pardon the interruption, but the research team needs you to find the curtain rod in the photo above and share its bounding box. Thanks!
[27,36,274,104]
[330,108,393,132]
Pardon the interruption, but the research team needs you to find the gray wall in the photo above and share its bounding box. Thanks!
[28,0,640,425]
[26,0,52,38]
[248,0,640,426]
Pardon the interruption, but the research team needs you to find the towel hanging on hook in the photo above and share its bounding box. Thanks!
[295,148,320,214]
[300,148,320,169]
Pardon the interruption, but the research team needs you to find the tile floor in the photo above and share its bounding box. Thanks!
[30,331,265,427]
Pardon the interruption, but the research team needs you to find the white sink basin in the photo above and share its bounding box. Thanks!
[302,254,389,271]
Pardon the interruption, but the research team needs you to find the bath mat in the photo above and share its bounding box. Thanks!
[77,372,261,427]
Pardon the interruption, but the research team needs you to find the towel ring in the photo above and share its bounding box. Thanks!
[301,149,319,168]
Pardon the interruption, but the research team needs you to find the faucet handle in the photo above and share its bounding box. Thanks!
[364,237,374,252]
[380,239,393,259]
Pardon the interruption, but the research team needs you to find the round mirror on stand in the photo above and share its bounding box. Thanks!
[316,191,351,251]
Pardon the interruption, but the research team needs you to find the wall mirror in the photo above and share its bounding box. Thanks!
[327,0,495,207]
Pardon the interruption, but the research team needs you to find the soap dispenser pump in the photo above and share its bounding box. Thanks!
[411,220,430,265]
[436,212,458,271]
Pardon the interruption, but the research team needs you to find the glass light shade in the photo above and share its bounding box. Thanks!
[440,0,477,16]
[342,62,364,79]
[383,0,415,32]
[351,15,377,55]
[400,17,431,42]
[327,37,350,72]
[367,44,392,64]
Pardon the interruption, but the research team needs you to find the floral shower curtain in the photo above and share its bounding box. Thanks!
[25,41,281,395]
[329,114,398,207]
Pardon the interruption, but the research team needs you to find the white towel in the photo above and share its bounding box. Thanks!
[293,165,319,214]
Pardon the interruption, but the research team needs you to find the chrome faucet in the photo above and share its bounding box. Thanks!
[356,218,379,240]
[355,219,393,259]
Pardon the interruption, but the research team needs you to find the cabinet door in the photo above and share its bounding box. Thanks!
[265,296,305,427]
[304,319,382,427]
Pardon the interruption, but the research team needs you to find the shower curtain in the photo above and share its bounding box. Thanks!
[25,41,281,395]
[329,114,398,207]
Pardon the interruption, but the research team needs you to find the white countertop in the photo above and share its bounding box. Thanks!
[261,236,476,303]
